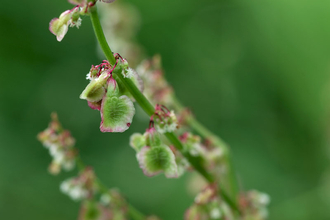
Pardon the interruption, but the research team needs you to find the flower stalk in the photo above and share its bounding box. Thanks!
[89,4,239,214]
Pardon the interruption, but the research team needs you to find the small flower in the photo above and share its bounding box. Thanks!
[38,113,77,175]
[125,68,135,78]
[86,65,99,80]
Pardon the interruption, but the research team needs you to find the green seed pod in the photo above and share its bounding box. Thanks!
[100,77,135,132]
[129,133,146,152]
[137,145,178,178]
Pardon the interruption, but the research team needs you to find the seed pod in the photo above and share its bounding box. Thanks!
[100,77,135,132]
[137,145,178,178]
[129,133,146,152]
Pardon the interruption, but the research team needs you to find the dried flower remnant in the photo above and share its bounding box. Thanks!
[38,113,77,174]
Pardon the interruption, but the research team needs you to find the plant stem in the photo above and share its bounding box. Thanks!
[89,6,116,65]
[75,157,146,220]
[89,5,239,214]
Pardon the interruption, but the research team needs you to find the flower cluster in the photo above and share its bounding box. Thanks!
[130,127,179,178]
[61,167,96,201]
[80,56,143,133]
[185,184,235,220]
[153,104,178,134]
[38,113,77,174]
[239,190,270,220]
[49,0,117,42]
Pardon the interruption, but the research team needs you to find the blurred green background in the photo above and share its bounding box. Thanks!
[1,0,330,219]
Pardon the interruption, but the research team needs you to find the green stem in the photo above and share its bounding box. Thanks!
[89,5,239,214]
[89,6,116,65]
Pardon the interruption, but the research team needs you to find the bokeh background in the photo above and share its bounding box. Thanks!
[1,0,330,219]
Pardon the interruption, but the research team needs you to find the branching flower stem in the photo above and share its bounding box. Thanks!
[76,156,146,220]
[89,5,240,214]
